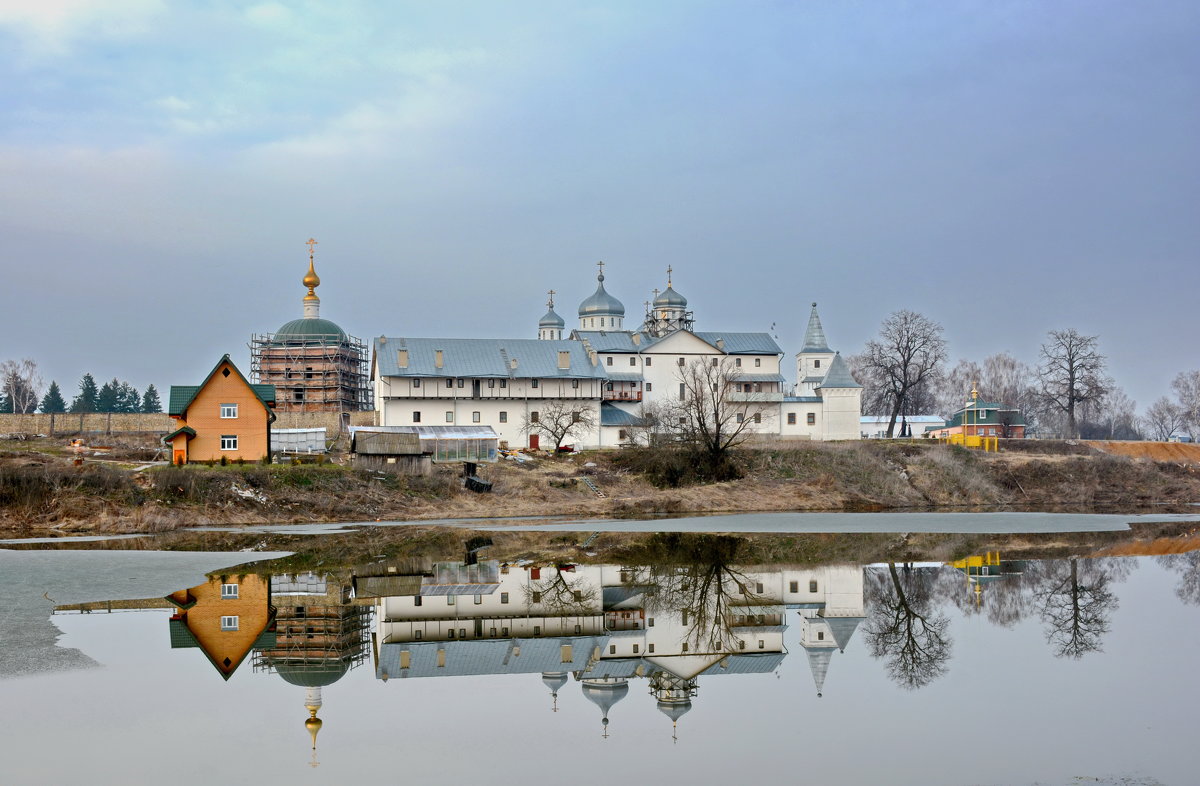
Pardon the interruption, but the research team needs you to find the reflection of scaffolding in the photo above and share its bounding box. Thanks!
[254,604,372,672]
[249,332,372,413]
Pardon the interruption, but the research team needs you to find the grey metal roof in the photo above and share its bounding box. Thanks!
[604,372,643,382]
[816,353,861,389]
[654,285,687,308]
[817,616,863,653]
[800,304,832,353]
[701,652,786,676]
[578,272,625,317]
[574,331,654,353]
[374,337,606,379]
[731,373,785,383]
[600,403,646,427]
[352,425,499,441]
[693,332,783,355]
[782,396,822,403]
[377,636,607,679]
[804,646,834,695]
[539,307,565,328]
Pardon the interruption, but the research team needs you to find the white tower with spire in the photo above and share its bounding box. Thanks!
[795,303,836,396]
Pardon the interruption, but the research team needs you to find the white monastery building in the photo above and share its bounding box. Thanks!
[372,264,861,449]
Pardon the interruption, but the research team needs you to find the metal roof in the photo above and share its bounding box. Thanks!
[701,652,787,676]
[604,372,643,382]
[693,332,783,355]
[274,317,348,342]
[600,403,646,427]
[350,425,499,440]
[374,337,606,379]
[574,331,654,353]
[377,636,608,679]
[578,272,625,317]
[782,396,822,403]
[654,285,687,308]
[800,304,832,353]
[539,307,565,328]
[351,430,422,455]
[815,353,861,389]
[731,373,786,383]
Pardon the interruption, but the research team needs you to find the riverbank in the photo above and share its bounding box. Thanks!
[3,438,1200,535]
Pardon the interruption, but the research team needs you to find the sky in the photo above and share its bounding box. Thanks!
[2,1,1197,408]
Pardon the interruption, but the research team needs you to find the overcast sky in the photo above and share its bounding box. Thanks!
[2,1,1197,407]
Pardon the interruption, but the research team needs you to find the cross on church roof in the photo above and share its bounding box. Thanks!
[306,237,318,258]
[547,289,556,308]
[666,265,673,287]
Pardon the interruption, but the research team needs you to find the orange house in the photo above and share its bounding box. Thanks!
[165,354,276,464]
[166,574,276,679]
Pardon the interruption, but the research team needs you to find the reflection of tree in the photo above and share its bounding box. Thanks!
[864,563,952,689]
[1154,553,1200,606]
[626,534,763,652]
[523,565,598,615]
[1030,558,1123,659]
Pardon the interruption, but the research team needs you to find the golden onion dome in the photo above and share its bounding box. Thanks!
[303,257,321,302]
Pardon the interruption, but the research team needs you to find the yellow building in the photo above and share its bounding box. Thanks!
[165,354,276,464]
[166,574,276,680]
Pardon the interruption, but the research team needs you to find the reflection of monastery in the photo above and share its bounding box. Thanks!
[362,561,866,737]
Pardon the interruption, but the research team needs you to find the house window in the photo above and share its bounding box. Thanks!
[790,581,799,593]
[739,640,746,650]
[736,413,744,423]
[533,625,541,636]
[679,383,685,400]
[606,356,613,366]
[501,592,509,604]
[220,403,237,419]
[809,580,818,592]
[814,359,820,368]
[645,383,652,392]
[413,595,422,606]
[648,643,655,653]
[759,640,765,649]
[488,379,495,388]
[221,584,239,599]
[571,411,581,423]
[413,379,420,388]
[677,357,685,366]
[531,411,539,424]
[572,380,580,388]
[531,379,539,388]
[787,413,796,425]
[711,358,718,367]
[632,644,639,654]
[753,413,761,423]
[735,358,742,367]
[606,382,614,391]
[500,379,506,388]
[645,357,652,366]
[807,413,816,425]
[648,618,654,627]
[474,594,483,604]
[447,595,456,605]
[304,367,313,379]
[445,411,454,422]
[817,631,825,641]
[446,379,453,388]
[413,411,421,423]
[292,389,304,402]
[499,411,508,423]
[681,642,689,652]
[755,358,761,367]
[629,357,636,366]
[472,411,481,423]
[618,429,628,440]
[220,435,238,451]
[532,591,542,602]
[458,378,466,388]
[220,616,239,631]
[610,645,617,655]
[756,582,764,593]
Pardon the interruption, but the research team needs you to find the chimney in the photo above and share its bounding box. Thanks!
[510,358,518,370]
[716,338,725,351]
[557,351,571,370]
[631,333,641,346]
[397,350,409,368]
[435,350,444,369]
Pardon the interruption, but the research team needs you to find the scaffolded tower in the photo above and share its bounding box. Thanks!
[249,239,372,413]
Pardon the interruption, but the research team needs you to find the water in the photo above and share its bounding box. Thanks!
[2,530,1198,785]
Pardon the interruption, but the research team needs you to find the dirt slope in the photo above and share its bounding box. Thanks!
[1086,440,1200,463]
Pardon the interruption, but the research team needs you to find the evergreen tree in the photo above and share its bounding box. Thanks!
[117,381,140,413]
[70,373,99,413]
[141,384,163,414]
[0,389,11,413]
[40,381,67,413]
[96,378,119,413]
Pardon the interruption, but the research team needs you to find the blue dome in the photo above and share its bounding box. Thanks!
[539,307,565,328]
[654,285,687,309]
[578,273,625,317]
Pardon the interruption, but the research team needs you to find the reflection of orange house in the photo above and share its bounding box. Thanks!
[166,574,276,680]
[165,355,276,464]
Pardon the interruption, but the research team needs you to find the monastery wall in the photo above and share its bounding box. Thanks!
[0,410,377,436]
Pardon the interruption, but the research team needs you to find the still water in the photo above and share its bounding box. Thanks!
[2,542,1198,786]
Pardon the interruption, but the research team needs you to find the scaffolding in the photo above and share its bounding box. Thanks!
[253,603,372,673]
[249,331,372,413]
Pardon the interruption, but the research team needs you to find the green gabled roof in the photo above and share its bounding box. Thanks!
[169,617,200,648]
[944,403,1027,428]
[167,612,276,681]
[167,354,276,420]
[163,426,197,443]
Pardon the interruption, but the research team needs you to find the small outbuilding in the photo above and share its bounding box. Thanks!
[350,428,429,475]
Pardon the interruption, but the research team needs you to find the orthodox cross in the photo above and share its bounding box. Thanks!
[666,265,673,287]
[547,289,556,309]
[306,237,318,258]
[596,260,605,277]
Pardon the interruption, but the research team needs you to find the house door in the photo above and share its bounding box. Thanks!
[472,380,481,398]
[529,434,539,450]
[173,450,186,465]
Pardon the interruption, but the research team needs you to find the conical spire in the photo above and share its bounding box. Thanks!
[804,646,833,698]
[801,302,831,353]
[816,352,862,389]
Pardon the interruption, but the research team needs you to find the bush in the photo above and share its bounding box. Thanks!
[611,445,743,488]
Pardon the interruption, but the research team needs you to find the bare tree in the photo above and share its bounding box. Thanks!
[522,565,600,616]
[1155,553,1200,606]
[659,357,772,474]
[1030,557,1122,659]
[1143,397,1185,441]
[1,358,43,414]
[853,310,948,437]
[521,399,597,451]
[1171,370,1200,441]
[863,562,952,689]
[1082,387,1139,440]
[1037,329,1108,438]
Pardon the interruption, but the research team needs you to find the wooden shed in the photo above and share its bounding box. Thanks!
[350,429,430,475]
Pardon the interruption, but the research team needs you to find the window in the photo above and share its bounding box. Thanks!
[606,382,614,391]
[572,590,583,601]
[817,631,825,641]
[787,413,796,425]
[474,594,483,604]
[488,379,495,388]
[499,411,508,423]
[445,379,453,388]
[533,625,541,636]
[736,413,744,423]
[807,413,816,425]
[648,617,654,627]
[445,411,454,422]
[501,592,509,604]
[677,357,685,366]
[711,358,718,367]
[304,367,313,379]
[472,411,481,423]
[414,629,422,640]
[220,403,237,419]
[530,411,539,424]
[618,429,628,440]
[809,580,818,592]
[447,629,456,639]
[601,318,605,327]
[447,595,456,605]
[755,358,761,367]
[814,359,821,368]
[633,644,640,654]
[790,581,799,593]
[572,379,580,388]
[739,640,746,650]
[681,642,689,652]
[531,379,539,388]
[220,616,239,631]
[681,611,689,625]
[645,382,652,392]
[292,389,303,402]
[413,378,420,388]
[220,435,238,451]
[648,643,655,653]
[571,411,581,423]
[735,358,742,367]
[413,411,421,423]
[679,383,685,400]
[756,582,764,593]
[500,379,507,388]
[221,583,239,599]
[413,595,422,606]
[606,356,613,366]
[629,357,636,366]
[609,645,617,655]
[532,591,542,602]
[456,378,465,388]
[712,383,718,392]
[759,640,765,649]
[753,413,761,424]
[645,357,652,366]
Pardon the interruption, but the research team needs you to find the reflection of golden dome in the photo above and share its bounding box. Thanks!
[305,714,323,749]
